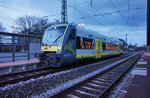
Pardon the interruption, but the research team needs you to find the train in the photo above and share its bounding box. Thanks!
[38,24,123,67]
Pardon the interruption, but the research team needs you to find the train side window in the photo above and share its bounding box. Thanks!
[69,30,75,39]
[102,43,106,50]
[76,37,81,49]
[76,36,94,49]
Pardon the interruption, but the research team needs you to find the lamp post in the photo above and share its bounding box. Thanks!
[14,25,17,33]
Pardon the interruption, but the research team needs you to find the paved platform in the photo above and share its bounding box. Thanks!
[123,52,150,98]
[0,59,40,68]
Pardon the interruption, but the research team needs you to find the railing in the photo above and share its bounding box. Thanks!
[0,32,42,63]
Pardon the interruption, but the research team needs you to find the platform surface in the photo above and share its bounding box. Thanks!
[124,52,150,98]
[0,59,40,68]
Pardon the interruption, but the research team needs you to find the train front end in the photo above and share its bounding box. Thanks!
[40,25,68,67]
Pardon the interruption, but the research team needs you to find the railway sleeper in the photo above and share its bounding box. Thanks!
[73,89,98,98]
[95,78,113,83]
[92,80,110,86]
[84,83,105,91]
[87,83,107,90]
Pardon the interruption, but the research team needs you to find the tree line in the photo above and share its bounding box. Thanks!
[0,15,61,36]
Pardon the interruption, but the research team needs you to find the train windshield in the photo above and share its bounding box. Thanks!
[42,26,67,46]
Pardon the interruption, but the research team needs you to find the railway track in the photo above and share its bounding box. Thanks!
[51,53,141,98]
[0,52,136,88]
[0,67,60,87]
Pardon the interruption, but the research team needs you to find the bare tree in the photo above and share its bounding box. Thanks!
[16,15,52,36]
[32,18,61,36]
[52,19,61,25]
[0,23,6,32]
[32,17,51,36]
[16,15,37,35]
[16,15,63,36]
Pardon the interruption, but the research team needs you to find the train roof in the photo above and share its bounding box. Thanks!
[75,25,123,44]
[52,24,123,44]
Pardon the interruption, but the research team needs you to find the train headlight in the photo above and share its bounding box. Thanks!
[57,46,61,51]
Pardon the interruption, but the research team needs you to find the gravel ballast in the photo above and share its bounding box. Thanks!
[0,53,136,97]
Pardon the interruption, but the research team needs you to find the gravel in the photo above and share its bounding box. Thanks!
[0,53,137,98]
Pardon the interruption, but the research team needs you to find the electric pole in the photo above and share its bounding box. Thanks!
[91,0,93,7]
[61,0,68,23]
[147,0,150,46]
[126,33,128,49]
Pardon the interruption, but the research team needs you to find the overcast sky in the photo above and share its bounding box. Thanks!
[0,0,147,46]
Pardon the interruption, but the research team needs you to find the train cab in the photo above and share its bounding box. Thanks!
[40,24,76,67]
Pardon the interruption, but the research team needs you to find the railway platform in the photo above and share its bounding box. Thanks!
[0,59,40,74]
[118,52,150,98]
[0,59,40,68]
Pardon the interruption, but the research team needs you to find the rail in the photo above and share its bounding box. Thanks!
[51,52,142,98]
[0,52,141,97]
[0,52,133,87]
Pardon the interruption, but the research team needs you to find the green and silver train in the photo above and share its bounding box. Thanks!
[39,24,123,67]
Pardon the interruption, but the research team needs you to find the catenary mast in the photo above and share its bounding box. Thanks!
[147,0,150,46]
[61,0,68,23]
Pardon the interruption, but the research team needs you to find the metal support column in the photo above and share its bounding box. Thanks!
[126,33,127,48]
[61,0,68,23]
[27,37,30,60]
[147,0,150,46]
[12,36,15,62]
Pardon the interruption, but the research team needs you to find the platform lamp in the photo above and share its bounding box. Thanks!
[14,25,17,33]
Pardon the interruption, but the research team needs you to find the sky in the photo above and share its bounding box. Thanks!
[0,0,147,46]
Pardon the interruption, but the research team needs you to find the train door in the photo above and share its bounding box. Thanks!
[96,38,101,58]
[68,30,76,58]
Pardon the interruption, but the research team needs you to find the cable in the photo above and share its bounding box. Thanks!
[68,4,112,31]
[58,0,112,31]
[108,0,137,32]
[74,7,145,20]
[0,4,60,18]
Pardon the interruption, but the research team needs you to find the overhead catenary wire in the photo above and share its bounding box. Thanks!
[0,4,61,18]
[108,0,137,32]
[1,0,146,33]
[80,0,145,24]
[127,0,130,21]
[57,0,112,31]
[59,0,147,34]
[68,4,112,31]
[0,3,61,31]
[69,0,145,32]
[68,1,114,30]
[74,7,146,20]
[84,0,137,28]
